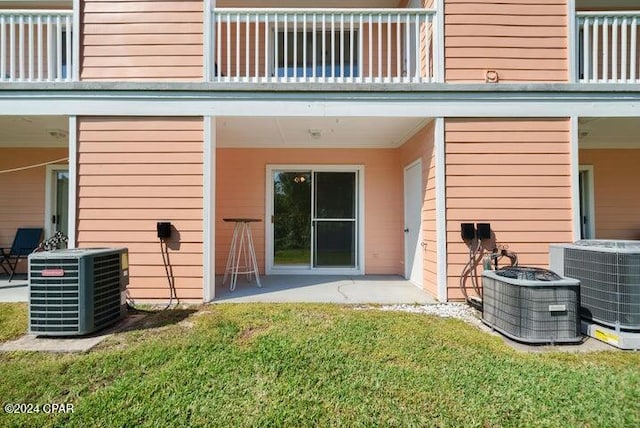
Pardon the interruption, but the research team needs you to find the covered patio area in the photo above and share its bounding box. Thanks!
[214,274,436,304]
[0,274,436,304]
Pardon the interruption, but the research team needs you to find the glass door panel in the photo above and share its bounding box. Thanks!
[55,171,69,236]
[314,221,356,267]
[273,171,312,266]
[313,172,357,268]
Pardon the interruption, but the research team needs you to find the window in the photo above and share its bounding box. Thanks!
[276,30,359,78]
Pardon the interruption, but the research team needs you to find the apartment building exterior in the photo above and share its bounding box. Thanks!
[0,0,638,302]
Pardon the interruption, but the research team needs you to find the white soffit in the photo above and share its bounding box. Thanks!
[579,117,640,149]
[0,116,69,148]
[216,116,430,148]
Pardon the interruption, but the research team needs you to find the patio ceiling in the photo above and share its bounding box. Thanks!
[217,116,430,148]
[579,117,640,149]
[0,116,68,148]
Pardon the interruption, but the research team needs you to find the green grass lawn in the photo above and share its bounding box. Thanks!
[1,303,639,427]
[0,303,27,342]
[274,249,310,265]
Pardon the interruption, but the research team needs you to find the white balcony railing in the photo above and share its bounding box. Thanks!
[0,10,74,82]
[577,11,639,83]
[211,8,437,83]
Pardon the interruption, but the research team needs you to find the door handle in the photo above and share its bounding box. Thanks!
[420,241,427,248]
[404,228,409,233]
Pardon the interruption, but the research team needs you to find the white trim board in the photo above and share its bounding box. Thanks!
[265,164,365,276]
[67,115,77,248]
[203,116,216,302]
[435,117,447,302]
[0,97,639,118]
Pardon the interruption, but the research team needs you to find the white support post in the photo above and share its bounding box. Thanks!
[621,17,628,82]
[570,116,581,241]
[568,0,576,83]
[0,17,5,81]
[204,0,213,82]
[73,0,80,80]
[436,0,445,83]
[245,12,250,81]
[203,116,216,302]
[631,17,637,82]
[68,116,77,249]
[435,117,447,302]
[592,17,598,81]
[19,15,24,81]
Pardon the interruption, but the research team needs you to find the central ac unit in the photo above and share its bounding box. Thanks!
[550,240,640,331]
[28,248,129,336]
[482,267,581,344]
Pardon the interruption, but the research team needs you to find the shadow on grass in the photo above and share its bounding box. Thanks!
[122,305,199,333]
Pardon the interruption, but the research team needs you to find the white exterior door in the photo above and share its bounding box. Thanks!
[404,160,423,287]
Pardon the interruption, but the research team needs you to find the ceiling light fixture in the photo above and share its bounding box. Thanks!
[308,129,322,139]
[47,129,68,140]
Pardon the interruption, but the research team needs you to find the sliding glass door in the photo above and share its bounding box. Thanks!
[271,168,360,272]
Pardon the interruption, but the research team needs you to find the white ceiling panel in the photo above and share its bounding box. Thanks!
[0,116,68,148]
[579,117,640,149]
[217,116,430,148]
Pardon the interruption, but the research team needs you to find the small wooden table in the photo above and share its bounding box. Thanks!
[222,218,262,291]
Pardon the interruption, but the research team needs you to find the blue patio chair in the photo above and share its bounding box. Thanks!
[0,228,43,282]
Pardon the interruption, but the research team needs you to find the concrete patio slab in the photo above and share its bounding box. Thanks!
[0,315,144,353]
[0,276,28,302]
[214,274,437,304]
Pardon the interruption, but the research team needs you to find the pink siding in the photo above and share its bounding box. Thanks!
[399,121,437,297]
[445,0,569,82]
[445,118,573,300]
[77,117,204,302]
[81,1,203,81]
[579,149,640,240]
[216,148,404,276]
[0,148,67,273]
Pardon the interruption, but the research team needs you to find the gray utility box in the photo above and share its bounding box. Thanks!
[28,248,129,336]
[482,267,581,344]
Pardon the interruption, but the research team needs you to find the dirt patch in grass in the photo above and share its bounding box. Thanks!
[236,325,270,346]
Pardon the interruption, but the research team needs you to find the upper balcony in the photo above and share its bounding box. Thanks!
[0,2,638,87]
[0,5,74,83]
[576,10,640,83]
[208,7,438,84]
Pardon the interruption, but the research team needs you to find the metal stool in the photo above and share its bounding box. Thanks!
[222,218,262,291]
